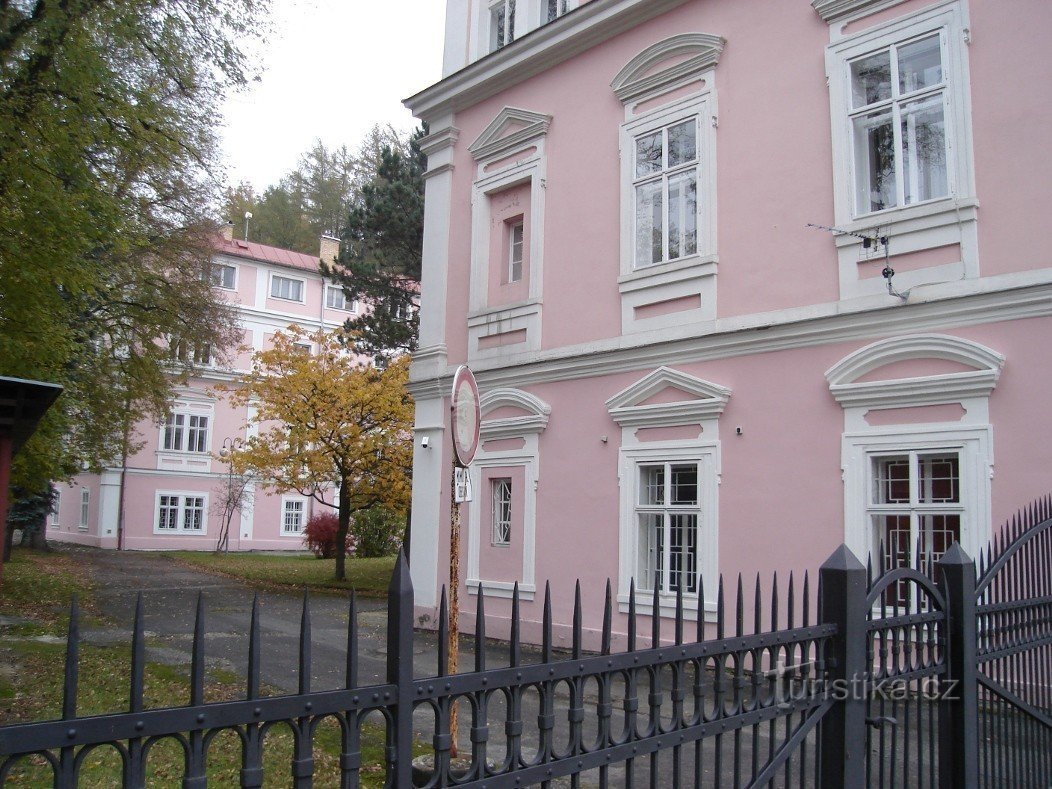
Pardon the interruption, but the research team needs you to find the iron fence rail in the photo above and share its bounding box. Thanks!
[1,496,1050,787]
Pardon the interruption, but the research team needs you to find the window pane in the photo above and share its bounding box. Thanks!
[159,496,179,530]
[919,454,958,503]
[668,513,698,593]
[900,97,947,205]
[670,464,698,506]
[851,50,892,108]
[920,513,960,564]
[639,465,665,506]
[211,264,235,289]
[164,413,184,451]
[635,132,663,178]
[667,120,697,167]
[637,513,663,591]
[492,478,512,545]
[667,171,697,260]
[185,498,204,531]
[853,109,897,213]
[874,456,910,504]
[635,181,663,267]
[898,34,942,95]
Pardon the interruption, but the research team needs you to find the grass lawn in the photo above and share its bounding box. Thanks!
[0,548,403,787]
[162,551,397,597]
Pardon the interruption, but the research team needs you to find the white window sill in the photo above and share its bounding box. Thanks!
[836,196,979,248]
[619,254,718,294]
[467,298,541,325]
[467,578,536,600]
[617,592,719,619]
[153,531,206,536]
[269,297,306,304]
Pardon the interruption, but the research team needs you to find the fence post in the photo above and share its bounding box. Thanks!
[936,543,978,789]
[387,550,415,787]
[818,544,868,789]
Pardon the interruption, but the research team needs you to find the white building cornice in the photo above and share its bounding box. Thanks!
[404,0,694,120]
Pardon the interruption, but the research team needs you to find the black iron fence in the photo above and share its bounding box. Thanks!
[0,498,1050,787]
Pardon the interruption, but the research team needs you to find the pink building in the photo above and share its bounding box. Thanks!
[49,230,359,551]
[404,0,1052,645]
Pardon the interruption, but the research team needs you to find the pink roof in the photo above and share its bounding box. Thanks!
[213,236,321,273]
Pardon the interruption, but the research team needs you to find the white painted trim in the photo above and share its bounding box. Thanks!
[405,272,1052,396]
[268,272,307,304]
[823,0,977,300]
[153,490,210,535]
[611,33,725,104]
[812,0,909,25]
[606,366,731,428]
[280,495,308,536]
[468,107,553,161]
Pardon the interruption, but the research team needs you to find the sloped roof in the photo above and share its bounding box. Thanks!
[213,236,320,273]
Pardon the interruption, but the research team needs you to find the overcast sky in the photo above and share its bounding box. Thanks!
[220,0,447,190]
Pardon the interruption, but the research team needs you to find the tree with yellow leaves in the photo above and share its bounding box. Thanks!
[223,328,413,580]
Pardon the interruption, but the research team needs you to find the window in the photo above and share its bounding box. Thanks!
[79,489,89,531]
[293,342,312,355]
[635,462,700,594]
[869,452,961,579]
[211,263,236,289]
[270,275,304,302]
[489,0,515,51]
[49,490,60,528]
[282,498,306,535]
[633,117,699,268]
[170,338,211,367]
[491,478,512,546]
[156,493,206,533]
[163,412,208,453]
[545,0,569,23]
[508,221,524,283]
[325,285,357,312]
[848,32,948,215]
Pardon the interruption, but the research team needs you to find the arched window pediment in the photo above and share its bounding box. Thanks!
[611,33,726,105]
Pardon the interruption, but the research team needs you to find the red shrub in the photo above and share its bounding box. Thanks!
[303,511,353,558]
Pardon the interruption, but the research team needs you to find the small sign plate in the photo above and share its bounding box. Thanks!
[454,467,473,503]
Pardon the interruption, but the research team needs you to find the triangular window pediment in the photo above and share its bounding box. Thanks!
[606,367,731,428]
[469,107,552,162]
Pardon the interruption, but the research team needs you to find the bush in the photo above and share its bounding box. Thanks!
[352,508,404,558]
[302,511,353,559]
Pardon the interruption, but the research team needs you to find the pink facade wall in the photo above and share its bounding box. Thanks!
[411,0,1052,645]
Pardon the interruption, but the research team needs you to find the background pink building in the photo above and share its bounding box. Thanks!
[405,0,1052,646]
[49,229,358,551]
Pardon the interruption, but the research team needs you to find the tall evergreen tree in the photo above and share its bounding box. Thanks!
[327,125,427,360]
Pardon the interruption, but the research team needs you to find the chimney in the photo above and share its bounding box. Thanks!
[220,222,234,242]
[319,235,340,265]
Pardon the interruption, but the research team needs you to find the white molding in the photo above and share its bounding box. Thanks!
[611,33,725,104]
[812,0,908,25]
[826,333,1004,385]
[418,125,461,157]
[479,387,552,439]
[153,490,210,535]
[405,0,694,120]
[468,107,553,162]
[606,366,731,429]
[405,272,1052,397]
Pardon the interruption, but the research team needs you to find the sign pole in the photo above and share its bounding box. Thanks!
[447,365,480,761]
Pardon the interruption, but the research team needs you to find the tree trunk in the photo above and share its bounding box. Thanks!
[335,482,351,581]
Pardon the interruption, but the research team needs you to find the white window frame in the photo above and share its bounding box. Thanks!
[489,0,517,52]
[491,477,512,546]
[281,496,307,536]
[543,0,574,24]
[153,492,208,535]
[79,488,89,531]
[211,263,237,290]
[466,388,551,600]
[633,459,704,596]
[325,284,358,313]
[822,0,978,300]
[607,366,730,617]
[508,221,524,283]
[50,490,60,528]
[162,411,209,454]
[269,273,305,303]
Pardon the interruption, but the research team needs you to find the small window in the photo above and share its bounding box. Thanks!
[183,497,205,531]
[163,412,208,453]
[79,489,90,531]
[634,118,700,268]
[271,275,304,302]
[325,285,357,312]
[158,495,180,530]
[490,0,515,51]
[545,0,569,23]
[293,342,312,355]
[848,33,948,215]
[491,478,512,546]
[211,263,236,290]
[868,450,961,604]
[49,490,60,528]
[635,462,700,594]
[157,493,207,533]
[283,499,306,535]
[508,221,524,283]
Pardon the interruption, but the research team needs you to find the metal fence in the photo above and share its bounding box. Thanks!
[0,498,1050,788]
